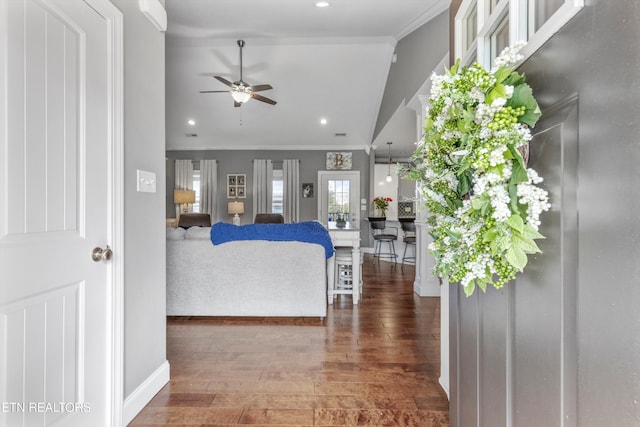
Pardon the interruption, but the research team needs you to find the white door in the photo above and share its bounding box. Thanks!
[0,0,122,426]
[317,171,360,226]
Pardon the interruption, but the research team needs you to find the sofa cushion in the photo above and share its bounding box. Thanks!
[185,226,212,240]
[166,227,186,240]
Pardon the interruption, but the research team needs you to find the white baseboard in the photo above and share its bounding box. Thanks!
[439,375,450,400]
[123,360,170,425]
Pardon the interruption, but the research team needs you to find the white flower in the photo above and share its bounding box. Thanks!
[488,185,511,222]
[492,41,527,71]
[489,145,507,166]
[504,85,514,98]
[517,180,551,230]
[491,97,507,108]
[470,87,485,102]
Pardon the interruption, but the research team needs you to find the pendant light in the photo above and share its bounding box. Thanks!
[386,142,393,182]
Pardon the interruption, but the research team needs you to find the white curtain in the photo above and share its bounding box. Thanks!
[174,159,193,219]
[282,159,300,223]
[252,159,273,220]
[200,160,217,223]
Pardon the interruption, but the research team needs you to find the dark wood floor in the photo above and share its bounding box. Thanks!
[130,256,449,426]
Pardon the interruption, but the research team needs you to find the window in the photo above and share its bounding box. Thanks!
[192,168,201,213]
[327,179,350,222]
[529,0,564,34]
[456,0,584,68]
[490,12,510,69]
[271,169,283,214]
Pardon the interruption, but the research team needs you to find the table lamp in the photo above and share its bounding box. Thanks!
[174,189,195,213]
[228,200,245,225]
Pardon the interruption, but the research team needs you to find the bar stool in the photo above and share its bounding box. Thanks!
[369,218,397,263]
[332,247,364,300]
[399,219,416,264]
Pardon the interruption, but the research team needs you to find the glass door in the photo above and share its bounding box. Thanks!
[318,171,360,226]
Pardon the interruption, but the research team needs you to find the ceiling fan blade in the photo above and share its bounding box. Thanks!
[199,90,230,93]
[251,93,277,105]
[249,84,273,92]
[214,76,235,87]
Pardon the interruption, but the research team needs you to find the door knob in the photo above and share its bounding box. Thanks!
[92,245,113,262]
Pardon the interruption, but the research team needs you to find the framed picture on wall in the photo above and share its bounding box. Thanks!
[302,183,314,198]
[326,152,352,170]
[227,173,246,198]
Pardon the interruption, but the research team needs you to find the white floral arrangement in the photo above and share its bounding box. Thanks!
[408,42,550,296]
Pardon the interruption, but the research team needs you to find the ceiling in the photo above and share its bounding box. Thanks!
[164,0,448,159]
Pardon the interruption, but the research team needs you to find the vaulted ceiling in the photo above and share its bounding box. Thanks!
[165,0,449,159]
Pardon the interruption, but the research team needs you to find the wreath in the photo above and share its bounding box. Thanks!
[407,42,550,296]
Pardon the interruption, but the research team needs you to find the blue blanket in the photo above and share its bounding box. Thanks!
[211,221,335,258]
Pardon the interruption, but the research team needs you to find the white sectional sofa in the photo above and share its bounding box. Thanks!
[166,226,328,317]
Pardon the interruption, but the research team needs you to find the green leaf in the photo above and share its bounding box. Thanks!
[507,144,525,169]
[477,280,487,293]
[522,224,545,240]
[494,68,512,84]
[472,195,490,213]
[483,228,498,243]
[506,83,541,127]
[457,170,473,197]
[458,109,475,132]
[510,160,528,185]
[520,105,542,128]
[463,280,476,297]
[503,71,525,86]
[448,59,460,77]
[512,234,542,254]
[509,183,519,212]
[505,246,528,271]
[507,214,524,233]
[486,83,507,105]
[445,229,462,242]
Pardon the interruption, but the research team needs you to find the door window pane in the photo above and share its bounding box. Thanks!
[327,179,350,222]
[464,3,478,54]
[530,0,563,32]
[490,13,509,68]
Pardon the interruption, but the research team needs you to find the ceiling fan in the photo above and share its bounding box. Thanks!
[200,40,277,107]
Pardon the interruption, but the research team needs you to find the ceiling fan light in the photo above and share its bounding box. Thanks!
[230,90,251,103]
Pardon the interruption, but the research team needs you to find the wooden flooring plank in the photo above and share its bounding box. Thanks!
[129,256,449,426]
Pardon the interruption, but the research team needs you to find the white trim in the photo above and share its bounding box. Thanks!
[519,0,584,62]
[123,361,171,425]
[84,0,124,425]
[456,0,584,68]
[166,144,370,152]
[395,0,451,40]
[439,278,450,399]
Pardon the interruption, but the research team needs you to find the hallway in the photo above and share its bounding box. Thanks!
[130,256,449,426]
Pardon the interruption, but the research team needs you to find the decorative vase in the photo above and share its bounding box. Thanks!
[375,207,386,218]
[335,213,346,228]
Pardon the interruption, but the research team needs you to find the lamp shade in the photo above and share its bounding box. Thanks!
[228,201,245,215]
[174,189,195,204]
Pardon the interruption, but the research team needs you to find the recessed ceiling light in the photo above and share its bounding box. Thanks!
[320,118,328,125]
[315,1,330,7]
[187,119,196,126]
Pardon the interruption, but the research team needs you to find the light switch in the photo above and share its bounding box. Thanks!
[137,169,156,193]
[361,198,367,204]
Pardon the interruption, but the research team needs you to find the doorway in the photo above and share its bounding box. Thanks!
[317,171,360,226]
